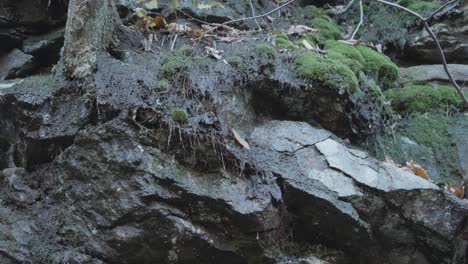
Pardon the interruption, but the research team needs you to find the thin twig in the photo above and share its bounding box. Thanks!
[248,0,261,29]
[335,0,357,14]
[350,0,363,40]
[377,0,468,107]
[222,0,296,25]
[425,0,457,21]
[170,34,178,51]
[377,0,424,19]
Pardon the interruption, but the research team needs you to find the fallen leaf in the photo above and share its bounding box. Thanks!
[404,160,430,180]
[205,46,223,59]
[232,129,250,150]
[287,25,318,35]
[151,16,167,29]
[445,181,465,199]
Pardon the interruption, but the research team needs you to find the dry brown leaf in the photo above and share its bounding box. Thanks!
[151,16,167,29]
[404,160,430,180]
[232,129,250,150]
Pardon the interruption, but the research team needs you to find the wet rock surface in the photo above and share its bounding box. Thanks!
[0,1,467,263]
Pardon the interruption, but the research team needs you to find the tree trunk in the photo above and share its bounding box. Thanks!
[62,0,120,79]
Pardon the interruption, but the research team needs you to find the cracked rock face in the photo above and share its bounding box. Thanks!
[0,1,467,263]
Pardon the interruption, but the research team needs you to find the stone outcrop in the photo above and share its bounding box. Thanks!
[0,1,467,263]
[403,1,468,64]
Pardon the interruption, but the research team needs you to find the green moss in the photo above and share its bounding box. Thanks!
[275,36,297,50]
[325,40,365,65]
[313,17,342,40]
[384,85,463,114]
[157,79,169,91]
[226,56,248,75]
[257,44,276,60]
[355,45,398,87]
[171,108,189,124]
[304,33,320,46]
[295,52,359,94]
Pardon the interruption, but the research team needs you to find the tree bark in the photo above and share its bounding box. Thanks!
[62,0,120,79]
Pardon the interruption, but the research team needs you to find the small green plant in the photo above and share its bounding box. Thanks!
[257,44,276,60]
[171,108,189,124]
[157,79,169,91]
[160,59,189,80]
[275,35,297,50]
[226,56,248,75]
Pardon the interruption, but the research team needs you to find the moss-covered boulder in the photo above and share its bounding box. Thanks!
[295,52,359,94]
[384,85,463,114]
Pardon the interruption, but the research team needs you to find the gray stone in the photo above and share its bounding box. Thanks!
[404,1,468,64]
[250,120,332,152]
[399,136,441,181]
[400,64,468,88]
[451,113,468,181]
[315,138,438,192]
[0,49,36,80]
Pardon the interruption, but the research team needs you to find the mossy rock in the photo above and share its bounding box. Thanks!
[381,113,462,184]
[313,17,342,40]
[295,52,359,94]
[325,41,365,65]
[355,45,398,87]
[171,108,189,124]
[384,85,463,114]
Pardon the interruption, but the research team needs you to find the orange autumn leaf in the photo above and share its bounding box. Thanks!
[404,160,430,180]
[445,181,465,199]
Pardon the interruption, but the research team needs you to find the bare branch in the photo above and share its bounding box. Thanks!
[376,0,424,19]
[335,0,357,15]
[377,0,468,107]
[349,0,363,40]
[248,0,261,29]
[425,0,457,22]
[222,0,296,26]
